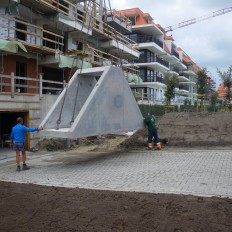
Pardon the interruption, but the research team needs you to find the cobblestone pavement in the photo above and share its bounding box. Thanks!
[1,148,232,198]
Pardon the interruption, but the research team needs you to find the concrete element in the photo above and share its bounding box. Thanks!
[1,149,232,198]
[159,112,232,146]
[40,66,144,138]
[101,40,140,58]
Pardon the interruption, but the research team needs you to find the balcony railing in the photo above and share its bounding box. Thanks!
[171,49,179,59]
[32,0,137,49]
[106,9,132,27]
[0,14,64,54]
[179,85,189,91]
[179,72,189,79]
[127,34,163,48]
[156,75,164,83]
[170,66,180,73]
[183,61,190,67]
[0,73,64,97]
[143,74,163,83]
[156,56,169,68]
[129,56,169,68]
[187,66,196,73]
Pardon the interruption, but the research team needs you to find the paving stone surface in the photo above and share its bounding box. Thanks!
[0,149,232,198]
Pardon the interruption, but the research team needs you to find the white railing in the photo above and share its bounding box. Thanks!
[0,73,65,99]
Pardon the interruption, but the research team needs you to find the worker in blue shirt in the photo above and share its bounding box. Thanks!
[10,117,43,171]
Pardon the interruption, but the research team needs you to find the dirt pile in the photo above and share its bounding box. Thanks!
[37,138,70,151]
[37,112,232,152]
[119,129,147,149]
[158,112,232,146]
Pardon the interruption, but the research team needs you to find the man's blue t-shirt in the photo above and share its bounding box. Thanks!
[10,124,38,143]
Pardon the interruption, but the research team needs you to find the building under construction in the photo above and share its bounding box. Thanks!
[0,0,142,148]
[0,1,216,148]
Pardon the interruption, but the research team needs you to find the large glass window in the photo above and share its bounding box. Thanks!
[127,33,140,43]
[147,69,154,82]
[147,50,155,62]
[139,50,145,63]
[139,69,145,81]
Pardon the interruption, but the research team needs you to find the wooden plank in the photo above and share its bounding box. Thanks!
[0,100,40,103]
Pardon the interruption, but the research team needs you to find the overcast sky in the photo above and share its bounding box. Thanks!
[111,0,232,88]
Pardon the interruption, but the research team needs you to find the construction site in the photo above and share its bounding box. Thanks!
[1,0,232,231]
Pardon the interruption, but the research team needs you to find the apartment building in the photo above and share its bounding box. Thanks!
[0,0,140,148]
[117,8,201,105]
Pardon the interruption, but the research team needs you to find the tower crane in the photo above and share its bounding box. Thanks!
[165,6,232,33]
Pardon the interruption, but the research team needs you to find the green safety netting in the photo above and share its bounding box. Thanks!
[0,39,27,53]
[58,55,92,69]
[124,71,143,84]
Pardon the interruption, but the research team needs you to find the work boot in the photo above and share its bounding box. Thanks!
[17,166,21,172]
[156,143,162,150]
[22,164,30,171]
[147,143,153,150]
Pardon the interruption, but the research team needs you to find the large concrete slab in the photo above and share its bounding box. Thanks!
[40,66,144,138]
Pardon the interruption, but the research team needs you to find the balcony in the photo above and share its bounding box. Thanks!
[104,10,132,34]
[143,74,163,83]
[171,49,179,59]
[20,0,138,57]
[182,65,197,76]
[179,85,189,91]
[0,14,64,54]
[127,34,163,48]
[170,66,180,73]
[0,72,64,96]
[156,75,164,83]
[179,72,189,79]
[130,56,169,69]
[156,56,169,68]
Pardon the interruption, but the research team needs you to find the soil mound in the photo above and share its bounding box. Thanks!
[159,112,232,146]
[37,112,232,152]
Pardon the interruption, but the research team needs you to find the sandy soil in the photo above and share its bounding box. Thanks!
[1,181,232,232]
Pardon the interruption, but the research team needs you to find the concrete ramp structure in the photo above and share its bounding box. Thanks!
[40,66,144,138]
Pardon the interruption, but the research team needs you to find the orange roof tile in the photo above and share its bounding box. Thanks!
[164,35,174,41]
[217,83,228,98]
[183,56,193,63]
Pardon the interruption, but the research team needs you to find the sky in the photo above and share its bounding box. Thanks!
[110,0,232,88]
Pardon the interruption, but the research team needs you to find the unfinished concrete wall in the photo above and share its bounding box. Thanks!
[158,112,232,146]
[40,94,59,120]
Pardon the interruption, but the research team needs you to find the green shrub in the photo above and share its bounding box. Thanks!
[138,104,166,117]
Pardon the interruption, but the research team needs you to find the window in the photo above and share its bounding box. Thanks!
[139,69,145,81]
[16,62,27,93]
[146,50,154,62]
[15,21,26,41]
[147,69,154,82]
[127,33,140,43]
[129,16,136,25]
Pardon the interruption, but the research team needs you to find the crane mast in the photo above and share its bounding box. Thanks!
[165,6,232,32]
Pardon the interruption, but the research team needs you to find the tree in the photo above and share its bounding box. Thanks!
[209,92,218,112]
[196,68,210,111]
[196,68,210,95]
[164,72,179,105]
[217,65,232,102]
